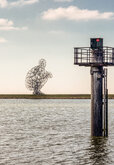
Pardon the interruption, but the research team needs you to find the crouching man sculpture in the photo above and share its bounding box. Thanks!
[25,59,52,95]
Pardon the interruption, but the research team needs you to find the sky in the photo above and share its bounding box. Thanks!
[1,0,114,94]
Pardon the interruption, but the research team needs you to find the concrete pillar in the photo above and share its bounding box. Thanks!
[91,66,103,136]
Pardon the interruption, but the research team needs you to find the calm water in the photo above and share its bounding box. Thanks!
[0,99,114,165]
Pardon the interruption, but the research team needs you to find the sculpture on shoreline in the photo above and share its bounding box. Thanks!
[25,59,52,95]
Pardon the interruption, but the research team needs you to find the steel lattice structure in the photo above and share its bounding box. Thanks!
[74,38,114,137]
[25,59,52,95]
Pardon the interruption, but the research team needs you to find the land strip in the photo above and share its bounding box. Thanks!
[0,94,90,99]
[0,94,114,99]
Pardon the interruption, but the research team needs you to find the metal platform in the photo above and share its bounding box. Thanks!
[74,46,114,66]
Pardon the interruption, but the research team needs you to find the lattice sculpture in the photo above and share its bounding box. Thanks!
[25,59,52,95]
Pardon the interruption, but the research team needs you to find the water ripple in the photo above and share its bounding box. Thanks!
[0,99,114,164]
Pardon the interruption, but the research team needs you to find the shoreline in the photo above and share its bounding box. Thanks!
[0,94,114,99]
[0,94,90,99]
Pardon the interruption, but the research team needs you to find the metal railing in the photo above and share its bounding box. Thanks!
[74,47,114,66]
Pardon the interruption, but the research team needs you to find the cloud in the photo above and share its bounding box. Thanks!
[0,18,28,31]
[54,0,73,2]
[0,37,7,43]
[42,6,114,21]
[10,0,39,7]
[0,0,39,8]
[0,0,8,8]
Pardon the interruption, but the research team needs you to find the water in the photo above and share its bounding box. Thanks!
[0,99,114,165]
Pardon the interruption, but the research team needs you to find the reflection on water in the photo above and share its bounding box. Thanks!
[89,137,109,165]
[0,99,114,164]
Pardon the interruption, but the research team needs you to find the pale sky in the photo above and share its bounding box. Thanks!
[0,0,114,94]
